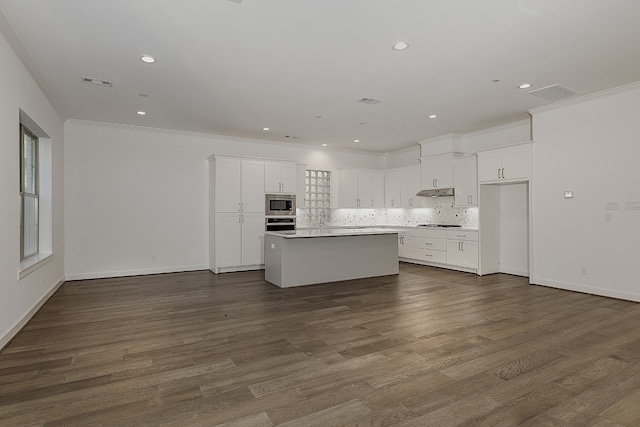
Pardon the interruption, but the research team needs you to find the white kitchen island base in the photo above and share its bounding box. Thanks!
[265,229,399,288]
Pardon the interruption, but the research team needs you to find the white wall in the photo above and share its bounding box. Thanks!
[499,183,529,276]
[64,121,385,279]
[531,83,640,301]
[0,31,65,349]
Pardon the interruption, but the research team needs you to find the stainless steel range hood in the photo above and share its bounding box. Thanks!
[416,188,455,198]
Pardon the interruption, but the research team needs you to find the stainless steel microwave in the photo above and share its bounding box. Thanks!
[265,194,296,216]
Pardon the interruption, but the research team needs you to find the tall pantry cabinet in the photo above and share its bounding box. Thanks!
[209,156,265,273]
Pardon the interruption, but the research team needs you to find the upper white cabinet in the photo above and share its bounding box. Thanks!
[401,166,421,208]
[477,143,531,183]
[385,169,401,208]
[214,157,265,212]
[385,166,421,208]
[336,169,385,208]
[265,160,297,193]
[420,153,461,190]
[296,163,307,209]
[453,156,478,207]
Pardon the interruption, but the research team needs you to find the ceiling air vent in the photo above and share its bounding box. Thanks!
[529,84,578,101]
[357,97,382,105]
[81,77,113,87]
[228,0,243,3]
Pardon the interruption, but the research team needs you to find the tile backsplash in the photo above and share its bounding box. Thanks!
[297,196,478,228]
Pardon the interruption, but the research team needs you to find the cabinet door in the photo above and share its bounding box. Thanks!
[370,171,385,208]
[357,170,372,207]
[264,162,282,193]
[241,160,265,212]
[337,169,359,208]
[241,213,265,266]
[502,146,530,181]
[446,239,464,266]
[477,151,503,183]
[401,166,421,207]
[385,170,401,207]
[214,213,242,268]
[421,156,454,190]
[296,164,307,209]
[454,156,478,207]
[280,162,297,194]
[214,157,242,212]
[447,239,478,268]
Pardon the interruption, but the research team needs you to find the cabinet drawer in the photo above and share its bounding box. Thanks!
[413,228,447,239]
[446,230,478,241]
[414,236,446,251]
[415,249,447,264]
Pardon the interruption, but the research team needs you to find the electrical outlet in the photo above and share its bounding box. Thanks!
[605,212,612,221]
[625,201,640,210]
[152,254,157,260]
[581,266,588,275]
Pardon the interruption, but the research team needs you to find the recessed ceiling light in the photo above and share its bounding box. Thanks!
[518,83,532,89]
[140,55,155,64]
[354,139,360,143]
[428,114,437,119]
[392,41,410,51]
[263,127,270,131]
[137,111,146,115]
[322,144,328,147]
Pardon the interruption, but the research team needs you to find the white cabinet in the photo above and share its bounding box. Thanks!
[413,229,447,264]
[386,167,421,208]
[296,163,307,209]
[446,230,478,269]
[336,169,385,208]
[209,155,266,273]
[385,170,401,208]
[401,166,422,208]
[265,161,297,193]
[398,231,415,259]
[454,156,478,207]
[420,154,461,190]
[477,144,531,183]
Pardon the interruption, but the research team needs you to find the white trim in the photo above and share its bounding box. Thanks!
[18,252,53,280]
[529,81,640,115]
[211,265,264,274]
[463,119,531,138]
[64,264,208,281]
[499,267,529,277]
[66,119,390,157]
[1,275,65,351]
[399,258,477,274]
[531,276,640,303]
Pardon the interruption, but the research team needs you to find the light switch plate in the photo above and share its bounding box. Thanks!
[564,191,574,199]
[605,201,620,210]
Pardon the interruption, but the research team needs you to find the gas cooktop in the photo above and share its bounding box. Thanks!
[417,224,462,228]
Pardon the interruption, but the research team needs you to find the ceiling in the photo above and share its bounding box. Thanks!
[1,0,640,153]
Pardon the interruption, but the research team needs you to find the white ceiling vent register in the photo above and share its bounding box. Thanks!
[357,97,382,105]
[228,0,243,3]
[81,77,113,87]
[529,84,579,101]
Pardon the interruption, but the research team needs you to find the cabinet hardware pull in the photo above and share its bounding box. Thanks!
[498,168,501,179]
[501,168,505,179]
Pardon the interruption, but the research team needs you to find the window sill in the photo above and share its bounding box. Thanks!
[18,252,53,280]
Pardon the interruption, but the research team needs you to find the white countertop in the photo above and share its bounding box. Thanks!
[265,227,399,239]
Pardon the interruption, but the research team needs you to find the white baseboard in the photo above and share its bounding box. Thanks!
[1,276,65,351]
[531,276,640,303]
[500,267,529,277]
[211,264,264,274]
[64,264,208,281]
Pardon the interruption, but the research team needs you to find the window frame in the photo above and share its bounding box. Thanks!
[20,123,39,260]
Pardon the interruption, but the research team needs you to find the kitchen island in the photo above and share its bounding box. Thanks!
[264,228,399,288]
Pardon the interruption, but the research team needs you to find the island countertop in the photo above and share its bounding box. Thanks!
[265,227,400,239]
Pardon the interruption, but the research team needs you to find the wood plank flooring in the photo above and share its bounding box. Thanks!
[2,263,640,426]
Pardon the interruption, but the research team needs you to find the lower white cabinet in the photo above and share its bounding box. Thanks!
[398,232,415,259]
[398,228,478,272]
[213,212,264,272]
[446,230,479,269]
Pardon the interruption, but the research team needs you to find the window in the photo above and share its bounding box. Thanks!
[20,124,39,260]
[305,169,331,224]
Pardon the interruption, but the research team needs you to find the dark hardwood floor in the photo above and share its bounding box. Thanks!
[2,263,640,426]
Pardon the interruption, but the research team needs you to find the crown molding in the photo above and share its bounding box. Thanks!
[65,119,388,157]
[529,81,640,115]
[463,118,531,138]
